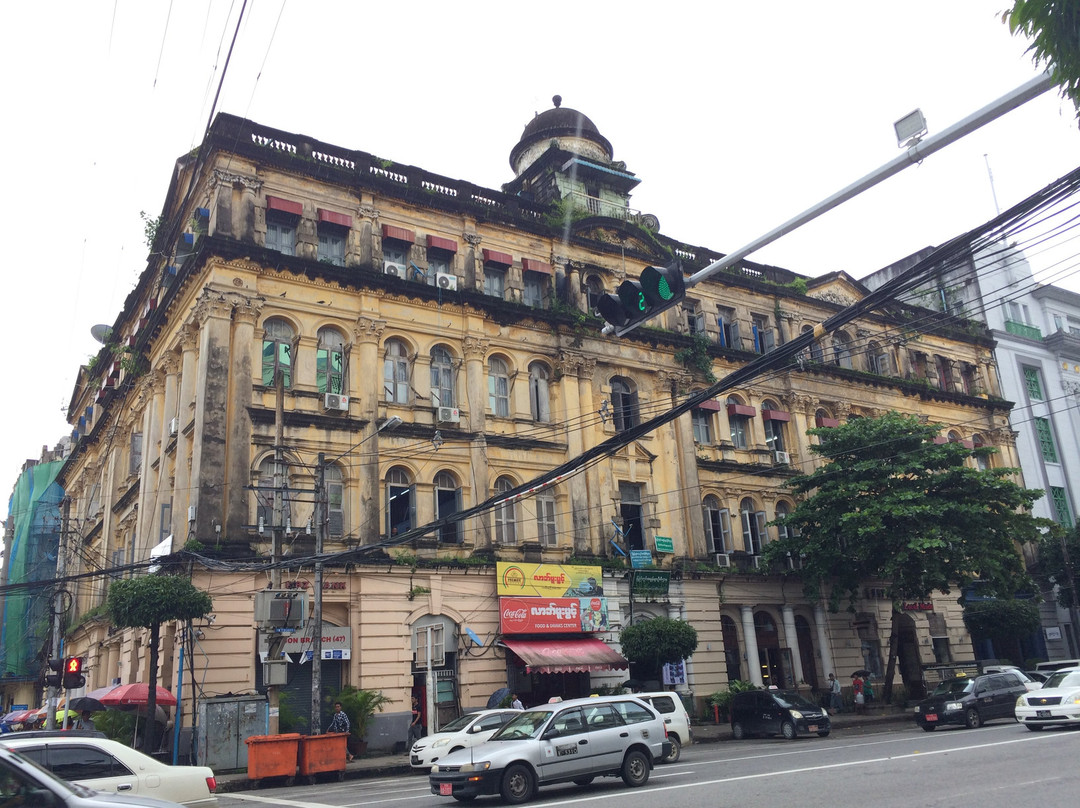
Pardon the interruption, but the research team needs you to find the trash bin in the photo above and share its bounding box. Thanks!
[298,732,349,783]
[245,733,302,786]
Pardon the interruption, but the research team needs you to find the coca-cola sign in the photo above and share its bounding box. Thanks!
[499,597,609,634]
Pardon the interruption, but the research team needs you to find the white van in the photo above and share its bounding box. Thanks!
[633,692,692,763]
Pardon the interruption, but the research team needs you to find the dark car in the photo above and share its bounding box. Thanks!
[730,689,831,740]
[913,672,1028,731]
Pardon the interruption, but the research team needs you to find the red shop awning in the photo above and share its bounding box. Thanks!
[501,637,629,674]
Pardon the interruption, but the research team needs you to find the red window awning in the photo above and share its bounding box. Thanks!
[427,235,458,253]
[696,399,722,412]
[500,637,629,674]
[483,248,513,266]
[267,195,303,216]
[522,258,552,275]
[382,224,416,243]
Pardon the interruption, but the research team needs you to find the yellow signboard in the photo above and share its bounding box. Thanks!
[496,562,604,597]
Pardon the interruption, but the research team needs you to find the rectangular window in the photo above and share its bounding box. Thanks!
[763,418,785,453]
[328,480,344,537]
[1024,366,1045,400]
[961,363,978,395]
[1035,417,1059,462]
[706,507,732,554]
[317,348,344,394]
[484,265,506,298]
[414,624,445,668]
[129,433,143,476]
[427,250,451,282]
[159,502,172,543]
[619,482,645,551]
[387,483,415,536]
[683,302,705,336]
[523,272,548,308]
[383,243,408,276]
[1051,487,1074,528]
[436,487,462,544]
[742,509,768,554]
[537,494,557,546]
[729,415,748,449]
[266,213,297,256]
[488,371,509,416]
[691,409,712,444]
[317,224,346,266]
[751,315,775,354]
[717,307,739,349]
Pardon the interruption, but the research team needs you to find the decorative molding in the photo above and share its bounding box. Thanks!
[462,336,490,359]
[358,205,379,221]
[211,169,262,191]
[463,233,483,246]
[353,316,387,343]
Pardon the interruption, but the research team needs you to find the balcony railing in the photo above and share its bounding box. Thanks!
[563,190,641,223]
[1004,320,1042,340]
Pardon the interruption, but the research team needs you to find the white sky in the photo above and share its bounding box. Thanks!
[2,0,1079,522]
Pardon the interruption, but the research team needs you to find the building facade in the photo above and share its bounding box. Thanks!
[50,102,1016,747]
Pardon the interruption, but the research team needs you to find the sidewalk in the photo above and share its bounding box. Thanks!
[213,707,912,794]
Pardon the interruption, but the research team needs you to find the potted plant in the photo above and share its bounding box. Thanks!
[331,687,392,756]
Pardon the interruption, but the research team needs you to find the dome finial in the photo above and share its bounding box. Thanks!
[552,95,562,109]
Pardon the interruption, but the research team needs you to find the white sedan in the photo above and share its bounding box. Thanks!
[410,709,518,769]
[4,735,216,807]
[1015,668,1080,731]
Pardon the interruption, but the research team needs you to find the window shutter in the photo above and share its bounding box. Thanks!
[719,508,733,549]
[755,511,768,550]
[764,329,776,352]
[730,322,741,350]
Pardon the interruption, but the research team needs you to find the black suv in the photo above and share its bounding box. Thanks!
[730,689,831,740]
[913,672,1028,731]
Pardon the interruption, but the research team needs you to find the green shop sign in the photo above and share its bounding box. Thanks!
[632,570,670,596]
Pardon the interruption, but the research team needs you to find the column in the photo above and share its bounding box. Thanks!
[463,336,490,546]
[558,351,591,553]
[740,605,763,687]
[782,605,804,684]
[172,326,199,540]
[354,317,386,543]
[661,370,705,556]
[225,297,261,538]
[814,603,836,683]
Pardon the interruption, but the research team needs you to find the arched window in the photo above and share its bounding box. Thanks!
[529,362,551,422]
[728,396,750,449]
[434,471,462,544]
[833,331,853,369]
[386,467,414,536]
[383,339,411,404]
[761,399,785,454]
[703,495,731,554]
[584,276,603,312]
[317,327,347,395]
[741,497,766,555]
[611,377,639,433]
[494,476,518,545]
[325,464,345,538]
[430,347,455,409]
[261,318,294,387]
[488,356,510,417]
[947,430,961,443]
[802,324,824,362]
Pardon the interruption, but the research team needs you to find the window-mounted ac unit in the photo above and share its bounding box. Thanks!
[774,450,790,465]
[714,553,731,567]
[384,262,406,278]
[168,417,179,437]
[436,406,460,423]
[324,393,349,412]
[436,272,458,291]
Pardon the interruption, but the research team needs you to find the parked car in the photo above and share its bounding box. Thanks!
[429,695,671,804]
[3,735,216,807]
[1015,667,1080,731]
[1024,670,1051,685]
[0,743,186,807]
[981,665,1042,691]
[729,689,831,740]
[410,709,518,768]
[1034,659,1080,674]
[632,692,692,763]
[913,671,1028,730]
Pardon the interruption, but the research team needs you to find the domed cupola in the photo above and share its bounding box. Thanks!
[510,95,614,177]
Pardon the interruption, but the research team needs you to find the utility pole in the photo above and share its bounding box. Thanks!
[1059,532,1080,657]
[46,496,71,731]
[311,452,326,735]
[267,372,285,733]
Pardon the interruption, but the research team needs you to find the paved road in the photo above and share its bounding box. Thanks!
[216,722,1080,808]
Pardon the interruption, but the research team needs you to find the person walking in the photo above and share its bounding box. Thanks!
[407,696,423,752]
[510,693,524,710]
[828,673,843,712]
[852,674,866,715]
[74,711,95,731]
[327,701,353,762]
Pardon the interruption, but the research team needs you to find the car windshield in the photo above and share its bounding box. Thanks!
[931,678,974,696]
[771,691,819,711]
[490,709,552,741]
[439,713,481,733]
[1043,670,1080,689]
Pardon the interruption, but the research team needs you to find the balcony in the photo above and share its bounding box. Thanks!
[1004,320,1042,340]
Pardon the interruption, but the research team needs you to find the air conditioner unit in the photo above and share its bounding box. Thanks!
[323,393,350,412]
[774,450,790,465]
[168,417,179,437]
[713,553,731,567]
[384,262,405,278]
[436,272,458,291]
[436,406,460,423]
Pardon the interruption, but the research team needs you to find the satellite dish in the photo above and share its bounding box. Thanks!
[90,324,113,344]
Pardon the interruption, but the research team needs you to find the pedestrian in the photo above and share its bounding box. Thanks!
[828,673,843,712]
[74,711,95,731]
[510,693,523,710]
[407,696,422,751]
[327,701,354,762]
[852,674,865,715]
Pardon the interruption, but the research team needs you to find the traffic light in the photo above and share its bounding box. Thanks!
[62,656,86,689]
[596,262,686,336]
[45,659,64,688]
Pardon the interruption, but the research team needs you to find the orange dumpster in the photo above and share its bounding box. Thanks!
[245,733,302,786]
[298,732,349,783]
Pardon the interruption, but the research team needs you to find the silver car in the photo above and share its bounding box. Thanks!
[429,695,671,804]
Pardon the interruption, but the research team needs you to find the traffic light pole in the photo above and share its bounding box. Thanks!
[45,496,71,731]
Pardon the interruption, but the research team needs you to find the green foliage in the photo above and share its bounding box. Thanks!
[139,210,163,250]
[330,686,392,740]
[763,411,1048,611]
[107,575,213,629]
[1036,523,1080,607]
[674,336,717,383]
[1006,1,1080,116]
[544,197,591,229]
[786,278,809,296]
[962,599,1042,640]
[95,710,138,745]
[619,617,698,680]
[706,679,758,716]
[277,694,306,734]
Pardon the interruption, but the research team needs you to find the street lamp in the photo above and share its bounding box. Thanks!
[311,415,402,734]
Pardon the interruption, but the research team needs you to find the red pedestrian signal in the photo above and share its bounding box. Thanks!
[62,656,86,689]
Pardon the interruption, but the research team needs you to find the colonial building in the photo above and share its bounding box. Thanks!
[53,100,1016,749]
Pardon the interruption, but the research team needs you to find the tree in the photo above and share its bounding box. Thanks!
[1005,1,1080,116]
[962,598,1042,665]
[619,617,698,682]
[763,412,1050,697]
[106,574,213,754]
[1036,523,1080,608]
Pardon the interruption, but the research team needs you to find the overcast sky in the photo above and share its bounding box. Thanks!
[3,1,1078,524]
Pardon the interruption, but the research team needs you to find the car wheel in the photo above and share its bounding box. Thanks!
[964,708,982,729]
[1025,724,1044,732]
[662,735,681,763]
[921,724,937,732]
[500,763,535,804]
[621,749,651,787]
[573,777,595,785]
[817,730,830,737]
[781,721,797,740]
[732,722,746,740]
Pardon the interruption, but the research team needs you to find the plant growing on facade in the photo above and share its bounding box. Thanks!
[139,210,163,250]
[674,335,717,383]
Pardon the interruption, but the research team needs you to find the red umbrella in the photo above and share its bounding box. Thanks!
[100,683,178,707]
